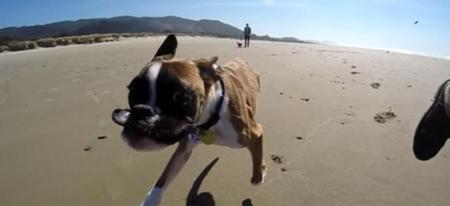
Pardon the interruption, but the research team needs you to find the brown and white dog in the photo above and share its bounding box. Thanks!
[112,35,265,206]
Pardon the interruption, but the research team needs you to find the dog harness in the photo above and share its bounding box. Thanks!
[188,78,226,145]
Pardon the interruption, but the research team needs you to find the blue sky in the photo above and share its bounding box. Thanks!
[1,0,449,58]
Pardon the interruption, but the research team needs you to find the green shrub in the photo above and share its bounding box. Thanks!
[37,38,57,47]
[93,36,104,43]
[55,38,72,46]
[8,41,37,51]
[0,45,8,52]
[72,37,88,44]
[27,41,37,49]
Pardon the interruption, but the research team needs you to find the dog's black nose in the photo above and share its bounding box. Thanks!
[131,104,157,117]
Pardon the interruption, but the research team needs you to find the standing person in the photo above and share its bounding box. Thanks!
[244,23,251,48]
[413,79,450,160]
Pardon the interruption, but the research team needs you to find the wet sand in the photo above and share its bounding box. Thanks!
[1,36,450,206]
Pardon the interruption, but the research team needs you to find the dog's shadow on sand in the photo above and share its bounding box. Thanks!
[186,158,253,206]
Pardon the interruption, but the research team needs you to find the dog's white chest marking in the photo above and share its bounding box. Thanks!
[146,62,162,107]
[197,81,242,148]
[213,97,243,148]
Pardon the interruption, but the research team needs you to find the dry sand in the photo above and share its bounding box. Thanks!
[1,36,450,206]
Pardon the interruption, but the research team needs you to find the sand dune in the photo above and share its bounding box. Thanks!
[1,36,450,206]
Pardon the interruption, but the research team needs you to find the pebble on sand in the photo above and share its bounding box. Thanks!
[371,82,381,89]
[97,135,107,140]
[300,98,309,102]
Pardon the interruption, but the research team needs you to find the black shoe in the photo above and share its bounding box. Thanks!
[413,79,450,160]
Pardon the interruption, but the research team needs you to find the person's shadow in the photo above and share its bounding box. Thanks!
[186,158,254,206]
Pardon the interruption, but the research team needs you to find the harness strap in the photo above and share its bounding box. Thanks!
[197,78,226,131]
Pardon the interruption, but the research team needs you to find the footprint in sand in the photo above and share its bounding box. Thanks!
[270,154,284,164]
[98,119,107,127]
[85,91,101,104]
[102,90,112,95]
[345,111,356,117]
[374,110,397,123]
[271,154,288,172]
[37,88,59,102]
[385,156,396,160]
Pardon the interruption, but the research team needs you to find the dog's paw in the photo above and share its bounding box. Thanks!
[251,164,267,186]
[251,175,264,185]
[141,187,162,206]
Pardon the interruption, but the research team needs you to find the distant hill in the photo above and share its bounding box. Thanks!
[0,16,313,47]
[0,16,244,39]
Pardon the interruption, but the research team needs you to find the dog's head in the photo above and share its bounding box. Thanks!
[112,35,220,151]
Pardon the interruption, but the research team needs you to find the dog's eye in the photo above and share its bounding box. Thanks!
[173,91,191,105]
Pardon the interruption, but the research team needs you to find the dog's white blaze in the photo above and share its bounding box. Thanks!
[147,62,162,107]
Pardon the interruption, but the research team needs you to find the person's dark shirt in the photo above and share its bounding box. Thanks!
[244,26,251,36]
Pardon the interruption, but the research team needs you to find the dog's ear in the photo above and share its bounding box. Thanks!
[194,56,220,84]
[112,109,130,126]
[153,34,177,61]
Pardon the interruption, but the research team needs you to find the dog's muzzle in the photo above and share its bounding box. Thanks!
[112,104,195,145]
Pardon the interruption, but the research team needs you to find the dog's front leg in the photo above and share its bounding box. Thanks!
[141,139,196,206]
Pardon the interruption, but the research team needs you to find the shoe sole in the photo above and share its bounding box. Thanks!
[429,79,450,115]
[413,79,450,160]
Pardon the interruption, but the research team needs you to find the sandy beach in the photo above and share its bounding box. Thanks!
[1,36,450,206]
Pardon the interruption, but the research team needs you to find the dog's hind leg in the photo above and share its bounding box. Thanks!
[247,123,266,185]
